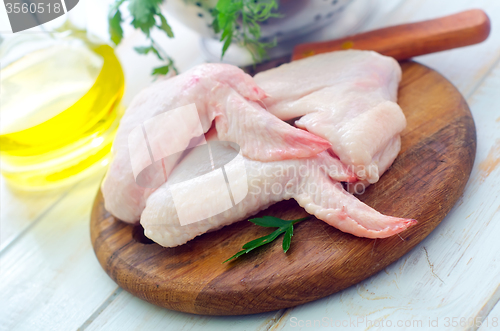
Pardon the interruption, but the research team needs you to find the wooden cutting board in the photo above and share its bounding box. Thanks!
[90,61,476,315]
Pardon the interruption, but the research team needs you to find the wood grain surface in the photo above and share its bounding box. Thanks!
[90,61,476,316]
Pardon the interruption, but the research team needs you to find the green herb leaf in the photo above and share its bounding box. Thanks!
[223,216,308,263]
[134,45,163,60]
[158,13,174,38]
[128,0,161,35]
[221,33,233,58]
[211,0,281,62]
[241,229,282,249]
[151,65,171,76]
[282,225,293,253]
[108,5,124,45]
[249,215,290,228]
[133,46,152,54]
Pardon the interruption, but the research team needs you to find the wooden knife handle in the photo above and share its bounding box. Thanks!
[292,9,491,61]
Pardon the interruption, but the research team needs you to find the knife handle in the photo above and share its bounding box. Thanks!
[292,9,491,61]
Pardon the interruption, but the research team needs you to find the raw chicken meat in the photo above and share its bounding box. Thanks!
[141,131,415,247]
[254,50,407,189]
[102,64,331,223]
[102,56,416,247]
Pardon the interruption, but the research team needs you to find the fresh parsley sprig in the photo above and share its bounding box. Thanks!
[212,0,281,62]
[108,0,178,76]
[223,216,308,263]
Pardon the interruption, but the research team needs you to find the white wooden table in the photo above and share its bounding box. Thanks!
[1,1,500,330]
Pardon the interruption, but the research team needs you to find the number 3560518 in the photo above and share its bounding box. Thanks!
[5,2,62,14]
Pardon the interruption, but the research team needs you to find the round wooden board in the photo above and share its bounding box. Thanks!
[90,61,476,316]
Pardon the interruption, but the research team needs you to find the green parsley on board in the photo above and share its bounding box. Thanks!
[108,0,280,76]
[223,216,309,263]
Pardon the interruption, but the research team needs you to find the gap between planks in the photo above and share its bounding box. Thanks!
[77,288,123,331]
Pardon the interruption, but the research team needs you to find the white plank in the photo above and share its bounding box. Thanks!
[83,291,284,331]
[270,42,500,331]
[364,0,500,98]
[0,173,119,331]
[0,177,72,252]
[479,302,500,331]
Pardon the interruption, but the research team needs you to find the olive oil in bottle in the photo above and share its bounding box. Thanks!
[0,32,124,190]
